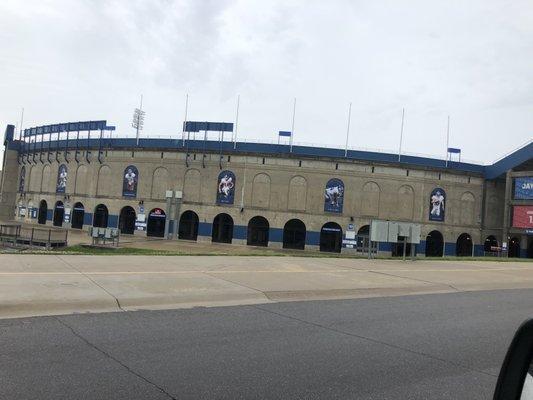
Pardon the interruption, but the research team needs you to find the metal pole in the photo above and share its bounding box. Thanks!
[289,98,296,153]
[182,93,188,146]
[402,237,407,261]
[445,115,450,167]
[136,94,143,146]
[398,108,405,162]
[344,102,352,157]
[19,108,24,141]
[233,94,240,149]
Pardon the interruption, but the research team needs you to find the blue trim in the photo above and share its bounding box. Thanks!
[108,214,118,228]
[305,231,320,246]
[521,248,528,258]
[46,210,53,221]
[486,141,533,179]
[233,225,247,240]
[474,244,484,257]
[378,242,392,252]
[444,242,456,256]
[269,228,283,243]
[198,222,212,237]
[83,212,93,226]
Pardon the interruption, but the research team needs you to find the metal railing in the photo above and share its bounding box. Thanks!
[0,223,68,249]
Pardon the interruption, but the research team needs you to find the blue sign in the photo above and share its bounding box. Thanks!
[429,188,446,222]
[24,120,108,137]
[183,121,234,133]
[216,170,235,205]
[279,131,292,137]
[123,165,139,198]
[56,164,68,193]
[514,177,533,200]
[324,178,344,213]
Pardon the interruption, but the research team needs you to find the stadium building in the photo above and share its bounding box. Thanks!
[1,121,532,258]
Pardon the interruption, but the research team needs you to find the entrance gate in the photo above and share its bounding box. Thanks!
[119,206,136,235]
[178,210,199,241]
[319,222,342,253]
[71,202,84,229]
[212,213,233,243]
[53,201,64,227]
[147,208,166,237]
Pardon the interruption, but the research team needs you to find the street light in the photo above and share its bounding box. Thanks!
[132,95,146,146]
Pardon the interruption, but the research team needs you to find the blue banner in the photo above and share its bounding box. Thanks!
[429,188,446,222]
[122,165,139,198]
[324,178,344,213]
[56,164,68,193]
[216,170,235,205]
[514,177,533,200]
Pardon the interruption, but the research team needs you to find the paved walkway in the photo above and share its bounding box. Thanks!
[1,255,533,319]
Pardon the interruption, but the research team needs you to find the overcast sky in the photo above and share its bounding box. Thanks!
[1,0,532,164]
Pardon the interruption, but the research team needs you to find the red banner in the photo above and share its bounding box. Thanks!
[512,206,533,228]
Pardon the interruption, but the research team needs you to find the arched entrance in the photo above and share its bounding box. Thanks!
[147,208,166,237]
[484,235,498,253]
[509,237,521,258]
[53,201,65,227]
[71,202,84,229]
[392,237,413,257]
[456,233,473,257]
[178,210,199,241]
[93,204,109,228]
[119,206,136,235]
[357,225,370,251]
[212,213,233,243]
[283,219,306,250]
[320,222,342,253]
[247,216,269,247]
[425,230,444,257]
[38,200,47,225]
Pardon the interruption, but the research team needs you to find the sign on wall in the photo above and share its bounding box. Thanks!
[216,170,235,205]
[122,165,139,198]
[324,178,344,213]
[19,166,25,193]
[514,177,533,200]
[56,164,68,193]
[429,188,446,222]
[512,206,533,229]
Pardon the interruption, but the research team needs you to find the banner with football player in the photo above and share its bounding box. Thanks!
[324,178,344,213]
[56,164,68,193]
[122,165,139,198]
[216,170,235,205]
[429,188,446,222]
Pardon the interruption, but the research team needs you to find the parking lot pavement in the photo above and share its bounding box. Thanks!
[1,254,533,319]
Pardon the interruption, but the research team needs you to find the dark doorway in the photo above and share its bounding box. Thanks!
[53,201,64,227]
[212,213,234,243]
[392,236,412,257]
[456,233,473,257]
[509,237,521,258]
[320,222,342,253]
[247,216,269,247]
[357,225,370,252]
[147,208,166,237]
[283,219,306,250]
[119,206,136,235]
[178,210,199,241]
[71,202,84,229]
[425,230,444,257]
[38,200,47,225]
[528,240,533,259]
[93,204,109,228]
[484,235,498,253]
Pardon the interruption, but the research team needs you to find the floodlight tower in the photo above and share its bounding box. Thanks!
[132,95,146,146]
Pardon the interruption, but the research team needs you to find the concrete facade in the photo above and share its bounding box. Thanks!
[1,123,532,257]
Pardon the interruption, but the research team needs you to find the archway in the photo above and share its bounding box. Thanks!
[283,219,306,250]
[320,222,342,253]
[93,204,109,228]
[53,201,64,227]
[484,235,498,253]
[357,225,370,251]
[456,233,473,257]
[392,237,412,257]
[212,213,233,243]
[247,216,269,247]
[37,200,47,225]
[178,210,199,241]
[509,237,521,258]
[147,208,166,237]
[119,206,136,235]
[425,230,444,257]
[71,202,84,229]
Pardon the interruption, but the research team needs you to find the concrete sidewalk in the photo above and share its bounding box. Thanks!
[1,255,533,319]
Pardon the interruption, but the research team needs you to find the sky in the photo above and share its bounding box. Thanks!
[0,0,532,164]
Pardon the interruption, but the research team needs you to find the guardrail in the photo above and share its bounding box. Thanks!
[0,223,68,249]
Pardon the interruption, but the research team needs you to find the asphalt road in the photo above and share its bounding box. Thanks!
[2,289,533,400]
